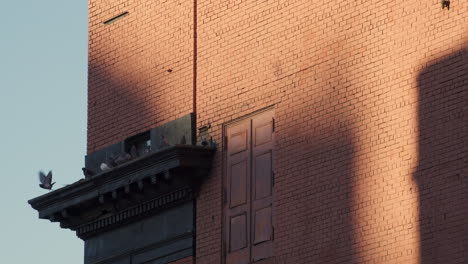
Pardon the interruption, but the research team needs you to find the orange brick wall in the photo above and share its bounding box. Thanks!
[87,0,468,263]
[87,0,194,153]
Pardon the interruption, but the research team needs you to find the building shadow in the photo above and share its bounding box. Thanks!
[415,48,468,263]
[303,132,357,264]
[272,37,359,261]
[273,124,357,264]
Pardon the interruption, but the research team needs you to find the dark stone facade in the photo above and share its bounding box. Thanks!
[85,202,194,264]
[29,120,215,264]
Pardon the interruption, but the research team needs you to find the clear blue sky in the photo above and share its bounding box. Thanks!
[0,0,87,263]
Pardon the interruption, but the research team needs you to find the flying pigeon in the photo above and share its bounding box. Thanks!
[82,167,96,178]
[442,0,450,9]
[38,170,55,190]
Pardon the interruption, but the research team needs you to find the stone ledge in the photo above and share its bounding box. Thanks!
[28,145,215,239]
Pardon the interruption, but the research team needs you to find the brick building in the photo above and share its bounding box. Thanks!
[30,0,467,264]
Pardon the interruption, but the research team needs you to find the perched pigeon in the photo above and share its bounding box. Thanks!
[115,145,138,165]
[130,145,137,158]
[100,163,111,171]
[38,170,55,190]
[114,152,132,165]
[143,145,151,154]
[100,157,116,172]
[107,156,117,167]
[160,135,170,148]
[82,167,96,178]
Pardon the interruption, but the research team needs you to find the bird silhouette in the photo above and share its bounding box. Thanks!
[38,170,55,190]
[442,0,450,9]
[82,167,96,178]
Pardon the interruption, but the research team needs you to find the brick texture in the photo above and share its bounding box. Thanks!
[87,0,194,152]
[87,0,468,263]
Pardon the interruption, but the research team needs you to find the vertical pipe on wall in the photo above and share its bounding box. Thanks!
[193,0,198,263]
[193,0,198,124]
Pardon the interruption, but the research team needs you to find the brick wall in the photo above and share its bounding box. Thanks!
[87,0,468,263]
[87,0,194,153]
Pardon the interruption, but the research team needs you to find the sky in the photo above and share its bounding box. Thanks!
[0,0,87,263]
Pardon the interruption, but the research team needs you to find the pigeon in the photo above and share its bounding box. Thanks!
[82,167,96,177]
[143,145,151,154]
[130,145,138,158]
[115,145,138,165]
[107,156,117,167]
[100,162,112,171]
[442,0,450,9]
[38,170,55,190]
[114,152,132,165]
[160,135,171,148]
[100,156,116,172]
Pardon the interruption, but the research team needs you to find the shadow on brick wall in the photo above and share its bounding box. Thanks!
[274,44,359,261]
[87,61,163,153]
[305,132,357,264]
[415,48,467,263]
[288,37,358,263]
[274,129,357,264]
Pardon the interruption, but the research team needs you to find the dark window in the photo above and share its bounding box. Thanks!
[125,130,151,157]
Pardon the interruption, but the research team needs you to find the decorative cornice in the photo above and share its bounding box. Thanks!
[28,145,215,239]
[76,187,193,239]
